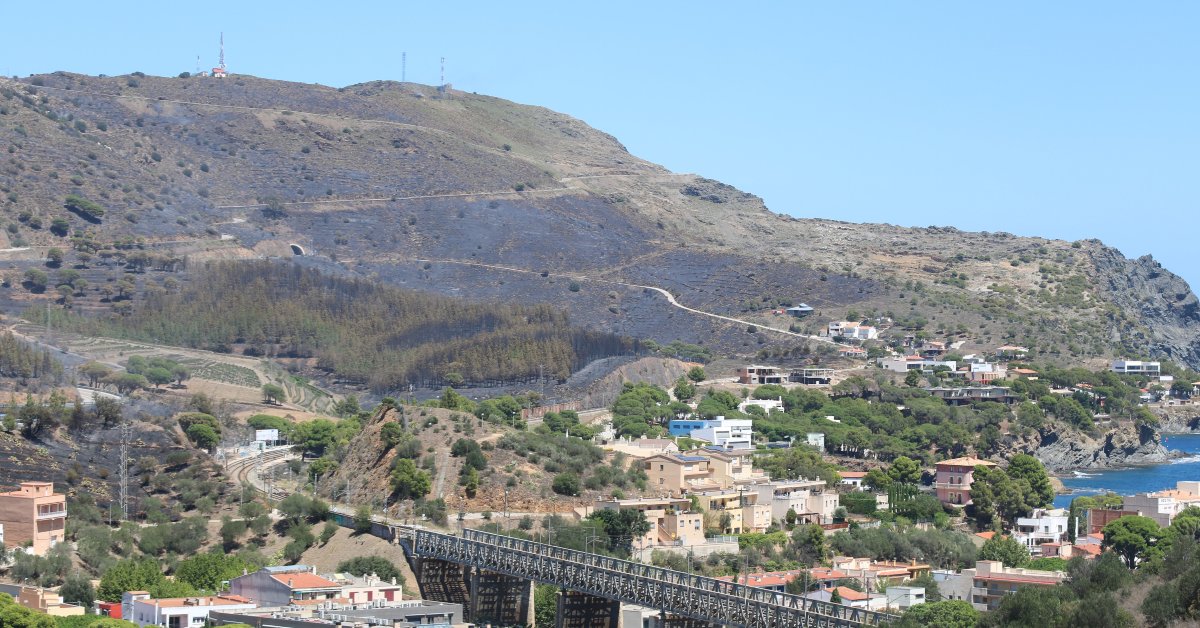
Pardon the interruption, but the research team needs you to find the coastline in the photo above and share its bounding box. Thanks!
[1051,432,1200,505]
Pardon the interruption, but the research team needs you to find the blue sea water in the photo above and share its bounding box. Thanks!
[1052,433,1200,508]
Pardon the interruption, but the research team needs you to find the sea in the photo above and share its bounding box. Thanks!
[1052,432,1200,508]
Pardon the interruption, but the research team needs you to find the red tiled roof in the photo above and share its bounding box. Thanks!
[807,568,851,581]
[832,586,869,601]
[717,570,804,588]
[975,531,996,540]
[1075,544,1102,556]
[840,472,868,479]
[271,573,340,589]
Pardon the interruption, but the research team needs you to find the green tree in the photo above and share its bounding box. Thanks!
[887,456,922,485]
[1007,454,1054,508]
[353,505,373,533]
[904,370,921,387]
[97,558,165,602]
[863,468,892,491]
[81,361,113,387]
[982,585,1073,628]
[687,366,706,382]
[319,520,339,545]
[978,534,1030,568]
[144,366,172,389]
[1141,581,1181,627]
[106,372,148,395]
[1103,516,1163,569]
[336,556,405,586]
[587,509,652,555]
[0,592,56,628]
[534,585,558,627]
[186,423,219,450]
[893,600,978,628]
[380,422,404,449]
[390,458,432,499]
[673,376,696,402]
[262,383,286,404]
[60,571,95,607]
[23,268,48,291]
[552,473,581,496]
[46,247,64,266]
[175,553,253,592]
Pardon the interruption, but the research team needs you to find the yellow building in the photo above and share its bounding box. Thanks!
[691,490,772,534]
[16,586,85,616]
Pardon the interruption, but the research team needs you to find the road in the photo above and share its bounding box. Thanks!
[410,257,848,347]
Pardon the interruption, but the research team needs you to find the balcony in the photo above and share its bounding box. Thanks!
[36,508,67,520]
[933,482,966,490]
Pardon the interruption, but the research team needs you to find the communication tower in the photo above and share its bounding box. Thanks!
[213,33,228,78]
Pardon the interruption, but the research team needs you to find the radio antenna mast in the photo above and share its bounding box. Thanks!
[219,32,226,71]
[402,52,406,83]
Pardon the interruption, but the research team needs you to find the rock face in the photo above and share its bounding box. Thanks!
[1091,249,1200,366]
[1154,404,1200,433]
[1029,424,1181,472]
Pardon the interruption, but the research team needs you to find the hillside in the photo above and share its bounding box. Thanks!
[0,71,1197,372]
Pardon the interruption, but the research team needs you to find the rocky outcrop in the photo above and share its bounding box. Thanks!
[1091,249,1200,367]
[1154,404,1200,433]
[1024,424,1181,472]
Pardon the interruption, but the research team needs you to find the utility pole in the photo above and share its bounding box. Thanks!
[402,52,406,83]
[119,421,131,521]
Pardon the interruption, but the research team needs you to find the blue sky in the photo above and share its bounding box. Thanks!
[3,2,1197,288]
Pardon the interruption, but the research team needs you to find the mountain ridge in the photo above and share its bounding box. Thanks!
[1,71,1197,370]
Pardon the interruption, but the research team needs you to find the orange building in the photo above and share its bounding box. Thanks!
[0,482,67,555]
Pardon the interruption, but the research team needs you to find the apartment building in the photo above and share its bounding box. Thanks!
[1013,509,1071,555]
[690,490,772,534]
[593,497,704,550]
[701,449,768,488]
[966,561,1067,611]
[0,481,67,555]
[643,454,722,496]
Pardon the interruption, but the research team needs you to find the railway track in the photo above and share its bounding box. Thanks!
[224,447,296,501]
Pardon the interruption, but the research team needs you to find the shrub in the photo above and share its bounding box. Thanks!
[552,473,581,496]
[64,194,107,220]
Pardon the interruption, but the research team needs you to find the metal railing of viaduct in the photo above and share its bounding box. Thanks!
[407,527,898,628]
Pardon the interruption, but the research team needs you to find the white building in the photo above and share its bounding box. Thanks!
[739,397,784,414]
[690,417,753,450]
[1013,509,1070,555]
[880,357,958,374]
[806,433,826,453]
[122,592,257,628]
[884,586,926,610]
[1111,360,1161,376]
[829,322,879,341]
[751,480,839,524]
